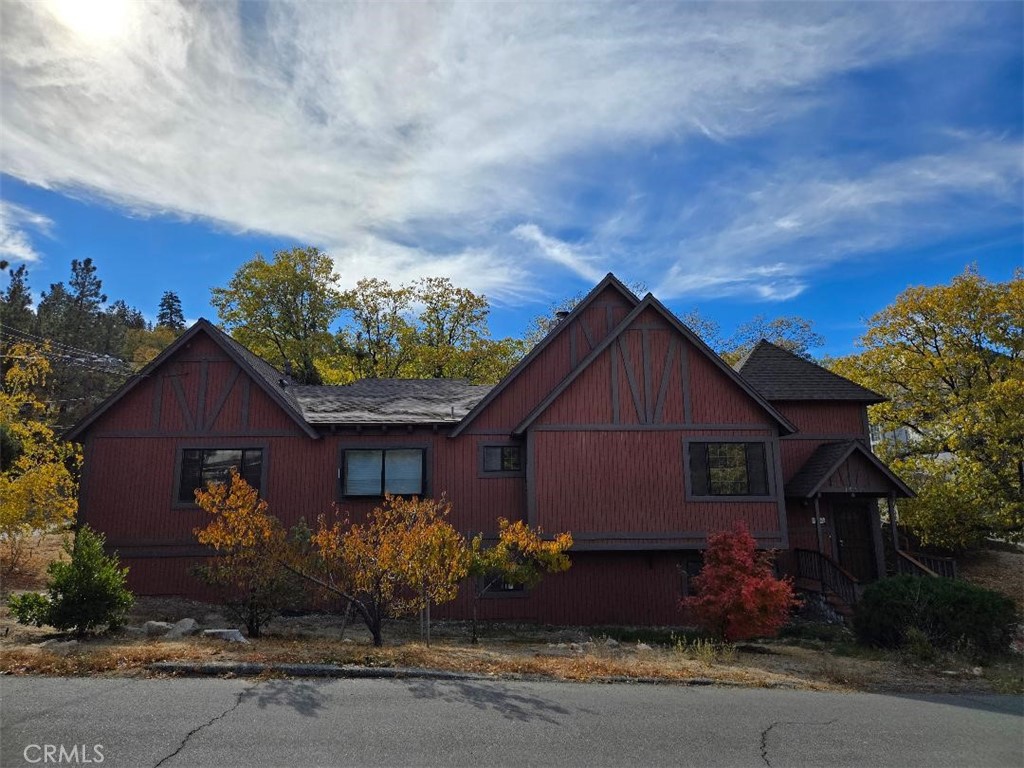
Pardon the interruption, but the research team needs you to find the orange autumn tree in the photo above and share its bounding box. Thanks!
[194,468,297,637]
[468,518,573,643]
[193,474,568,646]
[309,494,470,647]
[681,522,798,642]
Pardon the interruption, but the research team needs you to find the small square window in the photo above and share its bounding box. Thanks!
[480,572,525,595]
[482,445,523,473]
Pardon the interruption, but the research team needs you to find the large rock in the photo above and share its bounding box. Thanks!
[37,639,79,654]
[143,621,174,637]
[165,618,200,639]
[203,629,250,644]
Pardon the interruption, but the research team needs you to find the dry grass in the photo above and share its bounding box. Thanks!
[959,548,1024,608]
[1,532,67,591]
[2,536,1020,693]
[0,634,821,689]
[2,604,1019,693]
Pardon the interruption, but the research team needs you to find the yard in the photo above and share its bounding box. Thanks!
[2,538,1021,694]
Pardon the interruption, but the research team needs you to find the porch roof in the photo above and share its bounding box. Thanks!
[786,440,915,499]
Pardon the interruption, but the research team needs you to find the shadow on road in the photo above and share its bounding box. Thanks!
[403,679,582,724]
[886,693,1023,717]
[243,680,326,718]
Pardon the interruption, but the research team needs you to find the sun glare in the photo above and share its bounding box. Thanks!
[48,0,132,44]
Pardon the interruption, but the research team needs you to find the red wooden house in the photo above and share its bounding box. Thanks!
[67,274,915,625]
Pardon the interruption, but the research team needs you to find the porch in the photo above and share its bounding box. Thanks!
[777,440,953,613]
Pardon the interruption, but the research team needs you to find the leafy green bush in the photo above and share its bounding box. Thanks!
[7,591,51,625]
[853,575,1017,656]
[6,526,134,636]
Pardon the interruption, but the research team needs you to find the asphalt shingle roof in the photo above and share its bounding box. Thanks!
[735,340,885,403]
[291,379,493,425]
[785,439,914,498]
[211,324,490,426]
[785,440,859,498]
[215,329,308,421]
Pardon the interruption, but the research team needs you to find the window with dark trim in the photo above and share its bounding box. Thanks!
[178,448,263,504]
[480,572,526,595]
[482,445,522,473]
[342,448,425,497]
[688,442,769,496]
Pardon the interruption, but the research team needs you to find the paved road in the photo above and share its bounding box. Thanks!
[1,677,1021,767]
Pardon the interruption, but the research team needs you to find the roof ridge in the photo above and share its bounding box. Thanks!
[731,338,769,372]
[65,319,319,441]
[512,295,797,435]
[450,273,642,437]
[736,339,885,403]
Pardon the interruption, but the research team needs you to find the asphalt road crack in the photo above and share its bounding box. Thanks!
[153,685,254,767]
[760,719,837,767]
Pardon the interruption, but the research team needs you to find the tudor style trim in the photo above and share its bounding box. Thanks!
[788,440,915,498]
[64,318,320,441]
[450,273,641,437]
[512,295,798,436]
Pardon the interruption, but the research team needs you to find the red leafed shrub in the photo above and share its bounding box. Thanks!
[682,522,799,641]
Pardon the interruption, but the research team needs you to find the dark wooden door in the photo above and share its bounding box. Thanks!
[831,500,877,580]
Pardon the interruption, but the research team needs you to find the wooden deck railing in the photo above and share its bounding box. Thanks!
[913,552,958,579]
[895,550,957,579]
[794,548,861,608]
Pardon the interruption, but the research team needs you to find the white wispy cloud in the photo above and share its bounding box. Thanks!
[0,201,54,262]
[656,138,1024,299]
[0,1,1014,300]
[510,224,604,283]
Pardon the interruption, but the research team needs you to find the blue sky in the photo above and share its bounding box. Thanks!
[1,1,1021,357]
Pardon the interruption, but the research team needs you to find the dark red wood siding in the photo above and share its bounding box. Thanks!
[470,285,634,432]
[775,401,885,577]
[528,307,786,549]
[776,401,868,439]
[436,552,689,626]
[77,317,879,625]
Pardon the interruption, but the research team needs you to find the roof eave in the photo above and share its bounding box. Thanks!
[799,441,915,499]
[64,320,210,442]
[65,319,320,442]
[513,294,798,436]
[451,273,641,437]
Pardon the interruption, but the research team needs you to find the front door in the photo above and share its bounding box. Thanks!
[831,499,877,581]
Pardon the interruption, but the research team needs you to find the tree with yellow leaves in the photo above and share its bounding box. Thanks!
[193,468,300,637]
[468,518,573,643]
[309,495,470,647]
[831,267,1023,549]
[194,476,472,645]
[0,343,79,574]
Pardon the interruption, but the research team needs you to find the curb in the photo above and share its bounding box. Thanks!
[148,661,485,681]
[146,661,798,688]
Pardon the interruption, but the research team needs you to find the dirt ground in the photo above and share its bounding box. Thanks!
[2,537,1021,694]
[958,548,1024,607]
[1,593,1020,694]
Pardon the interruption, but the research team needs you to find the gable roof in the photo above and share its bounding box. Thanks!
[513,294,798,436]
[785,439,914,498]
[66,320,496,440]
[66,319,320,441]
[293,379,492,424]
[450,273,641,437]
[736,340,885,403]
